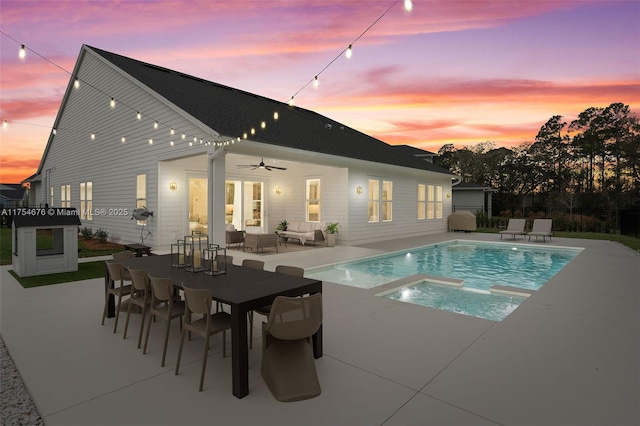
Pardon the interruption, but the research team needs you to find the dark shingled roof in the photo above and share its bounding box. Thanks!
[11,208,81,228]
[88,46,453,175]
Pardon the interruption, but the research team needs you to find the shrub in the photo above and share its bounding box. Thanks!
[94,228,109,243]
[79,226,93,239]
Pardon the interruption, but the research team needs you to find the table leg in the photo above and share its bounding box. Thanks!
[231,305,249,398]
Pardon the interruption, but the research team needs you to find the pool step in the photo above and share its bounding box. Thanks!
[489,285,535,298]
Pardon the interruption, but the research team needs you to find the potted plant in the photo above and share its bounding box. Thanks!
[325,222,340,247]
[277,219,288,231]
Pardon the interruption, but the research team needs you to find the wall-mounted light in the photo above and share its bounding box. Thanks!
[169,181,178,191]
[275,186,282,195]
[356,186,363,195]
[446,193,451,198]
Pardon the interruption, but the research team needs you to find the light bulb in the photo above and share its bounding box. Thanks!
[288,96,295,106]
[110,98,115,108]
[3,120,8,129]
[273,111,279,120]
[170,140,174,146]
[243,133,248,139]
[404,0,413,12]
[181,133,186,139]
[19,45,26,59]
[314,76,319,88]
[261,121,266,129]
[136,111,141,120]
[154,121,158,129]
[251,128,255,135]
[52,128,56,135]
[148,138,153,145]
[121,136,126,143]
[90,133,95,140]
[74,78,80,89]
[345,45,352,59]
[170,128,175,135]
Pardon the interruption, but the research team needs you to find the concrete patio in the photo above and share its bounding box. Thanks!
[1,232,638,426]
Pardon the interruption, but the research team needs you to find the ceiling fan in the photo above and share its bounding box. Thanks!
[236,158,287,171]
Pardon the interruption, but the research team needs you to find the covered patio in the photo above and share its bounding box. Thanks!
[1,232,638,425]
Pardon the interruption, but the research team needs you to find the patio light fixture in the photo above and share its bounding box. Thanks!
[275,186,282,195]
[356,186,363,195]
[169,181,178,191]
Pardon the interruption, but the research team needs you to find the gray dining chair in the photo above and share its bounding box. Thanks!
[102,261,133,333]
[175,285,231,391]
[123,268,152,348]
[144,275,185,367]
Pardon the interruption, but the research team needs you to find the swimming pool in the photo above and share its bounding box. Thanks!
[305,240,582,320]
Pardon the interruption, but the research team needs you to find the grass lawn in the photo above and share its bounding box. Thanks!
[0,228,124,265]
[9,261,106,288]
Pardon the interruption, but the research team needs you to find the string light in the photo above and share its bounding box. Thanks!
[52,128,56,135]
[3,120,7,129]
[404,0,413,12]
[170,140,174,146]
[2,1,412,152]
[121,136,126,143]
[170,128,175,135]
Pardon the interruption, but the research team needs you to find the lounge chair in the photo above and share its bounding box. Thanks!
[499,219,526,240]
[527,219,553,242]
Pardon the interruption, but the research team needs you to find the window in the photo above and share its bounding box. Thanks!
[136,174,146,225]
[80,181,93,220]
[306,179,321,222]
[368,179,379,222]
[60,184,70,207]
[427,185,435,219]
[436,186,443,219]
[417,184,426,220]
[382,180,392,221]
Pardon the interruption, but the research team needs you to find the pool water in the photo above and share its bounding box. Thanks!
[306,240,581,321]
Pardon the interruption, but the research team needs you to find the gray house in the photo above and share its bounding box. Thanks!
[24,45,457,250]
[452,181,495,217]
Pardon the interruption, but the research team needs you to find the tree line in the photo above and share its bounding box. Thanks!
[437,102,639,230]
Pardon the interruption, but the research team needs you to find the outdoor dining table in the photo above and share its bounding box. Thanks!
[104,254,323,398]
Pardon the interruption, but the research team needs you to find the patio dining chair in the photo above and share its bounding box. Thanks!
[261,293,323,402]
[175,285,231,392]
[123,268,152,348]
[249,265,305,349]
[143,275,185,367]
[242,259,265,349]
[102,261,133,333]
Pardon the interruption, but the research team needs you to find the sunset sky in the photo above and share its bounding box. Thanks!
[1,0,638,183]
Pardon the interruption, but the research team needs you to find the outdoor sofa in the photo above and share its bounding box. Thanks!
[277,222,326,246]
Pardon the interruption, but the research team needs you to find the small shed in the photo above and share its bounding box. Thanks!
[11,208,81,277]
